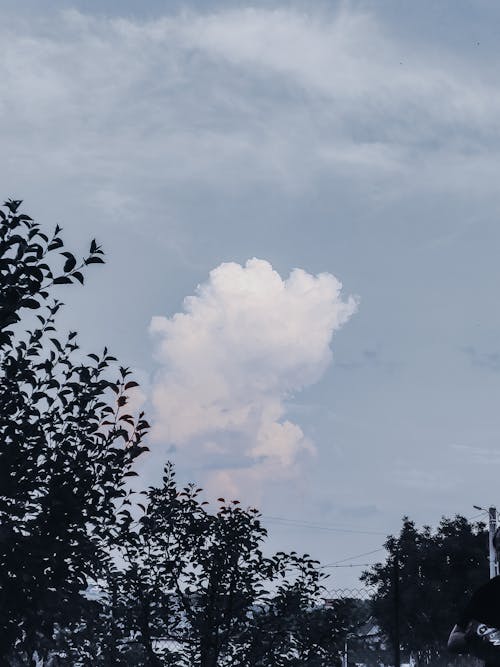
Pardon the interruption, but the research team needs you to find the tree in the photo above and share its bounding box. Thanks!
[116,463,271,666]
[116,464,347,667]
[361,515,488,666]
[0,200,149,663]
[238,567,359,666]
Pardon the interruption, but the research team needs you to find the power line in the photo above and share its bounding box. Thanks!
[264,513,486,573]
[322,512,490,570]
[324,562,377,568]
[262,515,387,536]
[322,548,386,567]
[264,511,487,546]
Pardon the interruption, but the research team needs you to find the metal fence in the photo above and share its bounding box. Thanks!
[325,586,375,601]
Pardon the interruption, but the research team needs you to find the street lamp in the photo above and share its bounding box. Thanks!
[473,505,498,579]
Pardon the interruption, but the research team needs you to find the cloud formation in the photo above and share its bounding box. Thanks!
[150,259,356,497]
[4,4,500,212]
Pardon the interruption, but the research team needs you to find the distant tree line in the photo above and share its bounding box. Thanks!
[0,200,364,666]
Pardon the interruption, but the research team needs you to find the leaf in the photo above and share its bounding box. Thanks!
[53,276,72,285]
[20,298,40,309]
[4,199,22,213]
[63,254,77,272]
[85,256,105,265]
[72,271,84,284]
[48,238,64,251]
[28,267,44,282]
[124,381,139,390]
[50,338,63,352]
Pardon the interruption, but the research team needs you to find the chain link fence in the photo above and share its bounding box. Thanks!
[324,586,376,602]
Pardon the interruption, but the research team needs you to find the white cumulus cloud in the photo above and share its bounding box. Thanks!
[150,258,356,498]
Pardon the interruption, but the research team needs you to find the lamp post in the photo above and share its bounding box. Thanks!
[393,551,401,667]
[473,505,498,579]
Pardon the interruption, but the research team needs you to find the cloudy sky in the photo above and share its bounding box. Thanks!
[3,0,500,589]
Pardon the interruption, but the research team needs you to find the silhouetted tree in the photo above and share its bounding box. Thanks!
[237,561,356,666]
[116,464,347,667]
[361,515,488,666]
[0,200,149,663]
[115,464,269,666]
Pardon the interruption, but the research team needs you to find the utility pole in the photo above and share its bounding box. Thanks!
[393,551,401,667]
[473,505,498,579]
[489,506,498,579]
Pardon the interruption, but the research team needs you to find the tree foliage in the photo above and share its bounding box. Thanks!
[111,464,348,666]
[0,200,149,662]
[361,515,489,666]
[239,587,363,667]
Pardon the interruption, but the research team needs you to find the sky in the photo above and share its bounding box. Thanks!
[3,0,500,590]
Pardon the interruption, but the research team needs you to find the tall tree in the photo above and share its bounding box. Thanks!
[117,463,272,666]
[117,464,356,667]
[0,200,149,663]
[361,515,488,666]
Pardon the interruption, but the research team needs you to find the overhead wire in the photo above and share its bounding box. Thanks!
[324,562,377,568]
[263,511,487,572]
[323,512,490,570]
[321,547,386,568]
[262,515,387,536]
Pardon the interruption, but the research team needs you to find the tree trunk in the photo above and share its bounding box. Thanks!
[138,590,161,667]
[199,634,219,667]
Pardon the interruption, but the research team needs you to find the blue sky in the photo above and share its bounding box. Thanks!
[3,0,500,589]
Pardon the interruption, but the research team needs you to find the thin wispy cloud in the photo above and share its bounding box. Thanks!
[3,5,500,210]
[393,465,460,491]
[463,345,500,372]
[450,444,500,466]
